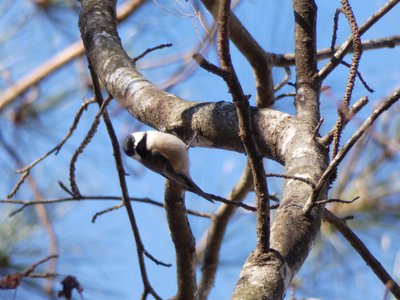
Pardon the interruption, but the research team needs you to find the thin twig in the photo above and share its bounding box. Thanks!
[7,171,29,199]
[338,60,374,93]
[318,0,400,80]
[92,203,124,223]
[58,181,75,197]
[87,62,161,299]
[132,43,173,64]
[323,209,400,299]
[3,195,212,218]
[332,0,363,159]
[18,99,95,174]
[205,192,256,211]
[330,8,374,93]
[273,34,400,67]
[274,66,291,92]
[322,96,369,145]
[6,99,96,199]
[312,196,359,207]
[311,117,324,141]
[69,95,112,196]
[304,89,400,214]
[192,53,228,78]
[143,249,172,268]
[265,173,316,189]
[275,92,296,101]
[330,8,343,52]
[0,255,59,290]
[217,0,270,254]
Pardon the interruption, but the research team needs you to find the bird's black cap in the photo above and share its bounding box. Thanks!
[123,135,135,157]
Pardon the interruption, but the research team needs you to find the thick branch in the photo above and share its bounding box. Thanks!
[164,180,197,300]
[292,0,321,125]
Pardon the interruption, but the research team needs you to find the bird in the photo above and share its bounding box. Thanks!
[123,131,214,203]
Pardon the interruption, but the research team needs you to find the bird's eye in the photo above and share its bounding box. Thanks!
[123,136,135,157]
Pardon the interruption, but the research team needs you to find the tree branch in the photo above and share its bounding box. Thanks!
[200,0,274,107]
[323,209,400,299]
[304,89,400,213]
[331,0,363,159]
[273,35,400,67]
[318,0,400,80]
[292,0,321,125]
[164,180,197,300]
[86,59,161,299]
[217,0,270,254]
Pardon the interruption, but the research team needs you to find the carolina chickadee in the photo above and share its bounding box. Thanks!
[123,131,214,203]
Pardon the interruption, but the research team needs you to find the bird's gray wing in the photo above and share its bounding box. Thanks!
[145,150,214,203]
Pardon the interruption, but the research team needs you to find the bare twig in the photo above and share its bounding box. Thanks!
[0,255,58,290]
[92,203,124,223]
[304,89,400,214]
[205,192,256,211]
[322,96,369,145]
[132,43,173,64]
[275,92,296,101]
[323,209,400,299]
[69,95,112,196]
[58,181,75,197]
[87,62,161,299]
[318,0,400,80]
[312,196,359,207]
[192,53,228,78]
[7,171,29,199]
[217,0,270,254]
[3,195,212,219]
[332,0,363,159]
[339,60,374,93]
[273,34,400,67]
[311,117,324,141]
[274,67,291,92]
[6,99,95,199]
[266,173,316,189]
[143,249,172,268]
[330,8,343,52]
[330,9,374,94]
